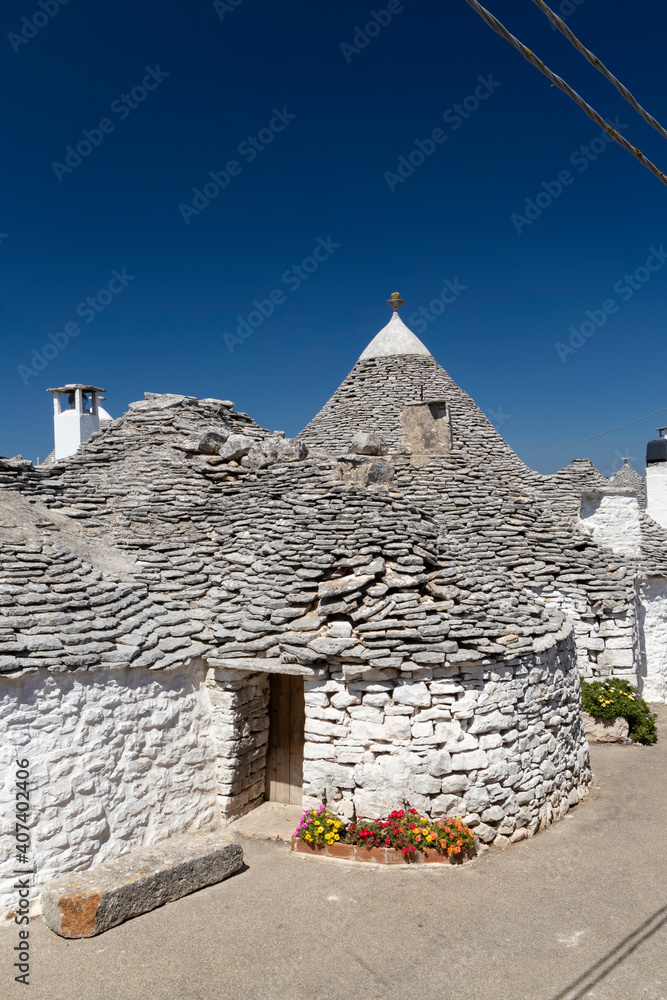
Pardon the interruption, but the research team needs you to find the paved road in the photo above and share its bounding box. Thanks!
[3,707,666,1000]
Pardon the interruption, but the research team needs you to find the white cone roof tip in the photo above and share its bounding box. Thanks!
[358,311,432,361]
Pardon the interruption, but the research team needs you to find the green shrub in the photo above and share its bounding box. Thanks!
[580,677,658,745]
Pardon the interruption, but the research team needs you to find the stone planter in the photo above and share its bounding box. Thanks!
[291,837,474,865]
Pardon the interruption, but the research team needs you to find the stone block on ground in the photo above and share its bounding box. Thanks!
[583,712,630,743]
[41,832,243,938]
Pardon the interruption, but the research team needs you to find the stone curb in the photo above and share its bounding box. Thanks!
[41,832,243,938]
[291,836,475,865]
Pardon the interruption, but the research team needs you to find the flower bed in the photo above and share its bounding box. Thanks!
[580,677,658,745]
[292,806,476,864]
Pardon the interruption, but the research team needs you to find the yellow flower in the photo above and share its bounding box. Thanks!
[334,834,340,841]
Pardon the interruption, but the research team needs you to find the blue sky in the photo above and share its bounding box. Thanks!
[2,0,667,474]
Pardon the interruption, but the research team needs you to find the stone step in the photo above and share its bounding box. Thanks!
[41,831,243,938]
[230,801,303,842]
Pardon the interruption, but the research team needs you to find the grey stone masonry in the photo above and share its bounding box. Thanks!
[207,667,270,818]
[41,832,243,937]
[300,629,589,845]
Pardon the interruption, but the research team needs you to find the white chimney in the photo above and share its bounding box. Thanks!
[646,427,667,531]
[46,384,107,461]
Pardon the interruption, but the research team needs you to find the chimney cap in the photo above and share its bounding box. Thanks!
[47,384,106,394]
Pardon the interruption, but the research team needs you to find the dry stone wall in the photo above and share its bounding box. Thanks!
[206,666,270,819]
[639,577,667,702]
[0,662,221,920]
[301,632,589,847]
[535,586,639,685]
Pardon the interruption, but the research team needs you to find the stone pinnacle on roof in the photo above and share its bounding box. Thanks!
[358,293,432,361]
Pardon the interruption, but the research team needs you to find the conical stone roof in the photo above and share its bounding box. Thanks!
[610,462,644,491]
[298,302,529,475]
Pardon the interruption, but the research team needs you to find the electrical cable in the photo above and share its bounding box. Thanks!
[524,406,667,459]
[463,0,667,187]
[529,0,667,142]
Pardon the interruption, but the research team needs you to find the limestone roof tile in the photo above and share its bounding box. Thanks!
[1,344,664,676]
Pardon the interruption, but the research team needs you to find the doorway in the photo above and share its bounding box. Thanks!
[265,673,305,805]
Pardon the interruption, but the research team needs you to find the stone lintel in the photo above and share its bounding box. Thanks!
[207,656,327,677]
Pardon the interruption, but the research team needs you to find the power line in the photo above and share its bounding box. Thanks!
[530,0,667,141]
[524,407,667,459]
[463,0,667,187]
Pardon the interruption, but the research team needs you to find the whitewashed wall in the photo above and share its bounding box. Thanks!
[639,578,667,703]
[579,493,641,559]
[0,662,221,920]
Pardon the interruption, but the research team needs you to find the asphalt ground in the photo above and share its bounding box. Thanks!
[2,705,665,1000]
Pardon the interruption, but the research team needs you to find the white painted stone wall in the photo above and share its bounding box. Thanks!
[639,577,667,702]
[0,663,221,920]
[646,464,667,532]
[206,667,270,819]
[300,634,590,847]
[579,493,641,559]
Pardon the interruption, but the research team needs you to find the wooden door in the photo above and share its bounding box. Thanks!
[265,674,304,805]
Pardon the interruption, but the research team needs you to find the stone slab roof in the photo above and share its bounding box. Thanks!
[298,320,667,581]
[2,312,666,676]
[0,391,576,676]
[611,462,647,507]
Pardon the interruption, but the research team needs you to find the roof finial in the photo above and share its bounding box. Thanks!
[387,291,404,312]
